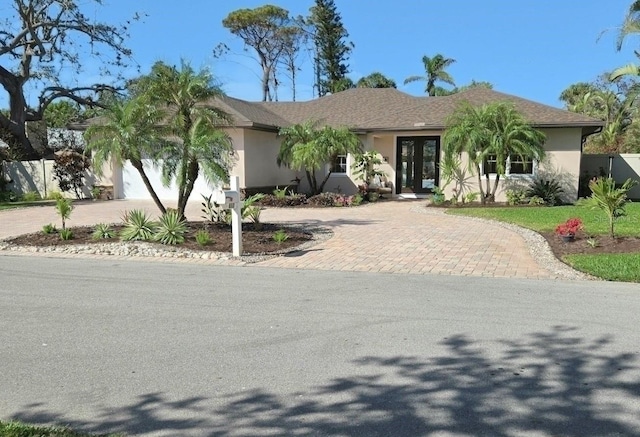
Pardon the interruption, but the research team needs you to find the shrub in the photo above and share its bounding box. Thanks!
[273,186,288,199]
[528,195,545,206]
[53,149,90,199]
[45,191,64,201]
[527,178,563,206]
[259,193,307,207]
[555,218,583,237]
[154,210,187,245]
[505,189,526,206]
[55,197,73,230]
[351,193,363,206]
[59,228,73,240]
[464,192,480,204]
[21,191,41,202]
[586,177,637,237]
[120,209,156,241]
[431,187,445,205]
[90,186,101,200]
[307,192,341,207]
[92,223,114,240]
[201,193,229,224]
[273,229,289,244]
[244,206,262,229]
[195,229,212,246]
[42,223,57,234]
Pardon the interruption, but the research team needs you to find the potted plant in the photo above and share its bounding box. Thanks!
[555,217,583,242]
[351,151,388,201]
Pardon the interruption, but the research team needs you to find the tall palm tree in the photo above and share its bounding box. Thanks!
[443,102,546,203]
[611,1,640,80]
[84,98,167,214]
[140,61,233,218]
[278,121,362,194]
[404,54,456,96]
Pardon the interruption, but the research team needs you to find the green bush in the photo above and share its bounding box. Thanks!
[42,223,57,234]
[154,210,187,245]
[527,178,564,206]
[55,197,73,230]
[92,223,114,240]
[273,229,289,244]
[59,228,73,240]
[21,191,42,201]
[120,209,156,241]
[195,229,212,246]
[273,186,288,199]
[45,191,64,200]
[505,189,527,206]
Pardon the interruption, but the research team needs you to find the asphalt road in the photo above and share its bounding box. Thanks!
[1,255,639,436]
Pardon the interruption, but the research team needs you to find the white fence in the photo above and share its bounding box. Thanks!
[581,154,640,199]
[2,159,99,199]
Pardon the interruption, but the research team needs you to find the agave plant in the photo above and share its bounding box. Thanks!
[92,223,115,240]
[154,209,187,245]
[120,209,156,241]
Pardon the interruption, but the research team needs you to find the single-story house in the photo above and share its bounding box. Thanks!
[88,87,604,202]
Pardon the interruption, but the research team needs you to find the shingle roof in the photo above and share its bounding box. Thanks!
[219,87,603,132]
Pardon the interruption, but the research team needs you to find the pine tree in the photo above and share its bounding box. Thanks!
[309,0,353,96]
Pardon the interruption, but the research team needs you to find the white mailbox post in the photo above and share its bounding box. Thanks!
[213,176,242,257]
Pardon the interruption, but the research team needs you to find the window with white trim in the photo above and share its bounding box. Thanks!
[331,154,348,174]
[483,154,535,176]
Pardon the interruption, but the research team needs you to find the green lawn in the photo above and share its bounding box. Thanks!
[564,253,640,282]
[447,203,640,237]
[0,420,121,437]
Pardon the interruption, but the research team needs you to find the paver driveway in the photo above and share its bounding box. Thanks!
[0,199,556,279]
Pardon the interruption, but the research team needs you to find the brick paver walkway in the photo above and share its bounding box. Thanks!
[0,199,555,279]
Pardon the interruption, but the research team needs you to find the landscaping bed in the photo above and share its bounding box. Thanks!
[4,222,312,257]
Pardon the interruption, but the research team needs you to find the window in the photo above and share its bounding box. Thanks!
[331,154,348,174]
[482,154,535,176]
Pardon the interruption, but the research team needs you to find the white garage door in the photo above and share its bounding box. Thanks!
[121,159,219,201]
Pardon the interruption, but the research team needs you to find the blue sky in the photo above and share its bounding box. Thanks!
[11,0,640,109]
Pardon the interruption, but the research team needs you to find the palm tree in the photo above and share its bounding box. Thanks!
[140,61,233,219]
[611,1,640,80]
[404,54,456,96]
[443,102,546,203]
[278,121,362,194]
[84,98,168,214]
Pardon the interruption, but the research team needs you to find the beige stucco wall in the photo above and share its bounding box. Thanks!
[242,128,297,190]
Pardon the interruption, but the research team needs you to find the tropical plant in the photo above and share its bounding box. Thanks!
[120,209,156,241]
[404,54,456,96]
[59,228,73,241]
[90,186,101,200]
[201,193,228,224]
[506,189,527,206]
[351,150,386,187]
[92,223,115,240]
[139,61,234,219]
[55,198,73,230]
[586,177,637,237]
[526,178,564,206]
[273,186,288,199]
[443,102,546,203]
[21,191,41,202]
[273,229,289,244]
[278,121,362,195]
[439,153,471,203]
[155,210,187,245]
[195,229,212,246]
[610,1,640,81]
[42,223,57,234]
[85,97,168,214]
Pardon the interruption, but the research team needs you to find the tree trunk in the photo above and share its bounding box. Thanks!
[131,158,166,215]
[305,170,315,195]
[177,159,199,220]
[475,164,486,205]
[488,174,500,203]
[318,170,332,193]
[0,71,40,160]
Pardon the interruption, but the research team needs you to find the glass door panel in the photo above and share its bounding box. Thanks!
[396,136,440,194]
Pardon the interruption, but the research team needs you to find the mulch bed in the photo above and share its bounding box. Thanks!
[6,222,312,255]
[542,232,640,257]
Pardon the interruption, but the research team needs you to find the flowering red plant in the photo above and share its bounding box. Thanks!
[555,218,583,236]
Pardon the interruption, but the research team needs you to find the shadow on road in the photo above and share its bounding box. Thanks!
[10,326,640,436]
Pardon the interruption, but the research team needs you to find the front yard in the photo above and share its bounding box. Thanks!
[448,203,640,282]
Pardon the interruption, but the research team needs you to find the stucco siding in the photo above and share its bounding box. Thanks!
[242,128,297,190]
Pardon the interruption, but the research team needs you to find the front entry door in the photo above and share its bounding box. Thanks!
[396,136,440,194]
